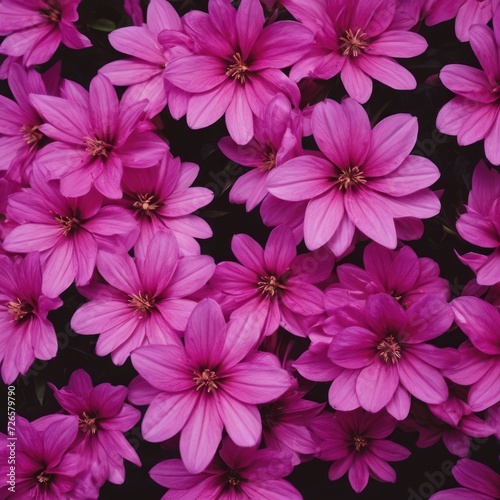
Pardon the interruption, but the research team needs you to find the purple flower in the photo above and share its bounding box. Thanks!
[431,458,500,499]
[163,0,313,145]
[437,9,500,165]
[129,299,292,473]
[210,225,333,337]
[119,151,214,258]
[0,0,91,66]
[71,231,215,365]
[0,252,62,384]
[285,0,427,103]
[48,369,141,486]
[314,409,411,493]
[30,73,169,199]
[456,161,500,286]
[267,98,441,252]
[3,169,138,297]
[150,438,301,499]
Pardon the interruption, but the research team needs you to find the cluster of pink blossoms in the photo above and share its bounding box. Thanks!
[0,0,499,498]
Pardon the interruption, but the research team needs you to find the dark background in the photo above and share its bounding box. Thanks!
[0,0,498,498]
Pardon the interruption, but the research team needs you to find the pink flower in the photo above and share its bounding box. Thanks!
[314,409,411,493]
[218,94,303,211]
[3,169,138,297]
[163,0,313,144]
[0,252,62,384]
[431,458,500,499]
[119,151,214,258]
[150,438,301,499]
[285,0,427,103]
[47,369,141,486]
[129,299,292,473]
[210,225,333,338]
[456,161,500,286]
[0,0,91,66]
[267,98,441,252]
[30,73,169,199]
[437,9,500,165]
[100,0,191,119]
[71,231,215,365]
[325,242,451,310]
[124,0,144,26]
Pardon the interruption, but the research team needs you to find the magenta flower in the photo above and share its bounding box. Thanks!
[129,299,292,473]
[30,73,169,199]
[71,231,215,365]
[0,252,62,384]
[455,161,500,286]
[0,0,91,66]
[48,369,141,486]
[437,9,500,165]
[150,438,301,499]
[210,225,333,338]
[325,242,451,310]
[124,0,143,26]
[3,169,138,297]
[431,458,500,499]
[314,409,411,493]
[163,0,313,144]
[120,151,214,258]
[267,98,441,252]
[218,94,303,211]
[100,0,191,119]
[447,296,500,411]
[285,0,427,103]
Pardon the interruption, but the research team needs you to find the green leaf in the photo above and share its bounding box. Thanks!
[35,379,46,407]
[88,18,116,32]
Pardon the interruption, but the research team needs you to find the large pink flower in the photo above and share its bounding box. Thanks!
[0,0,91,66]
[285,0,427,103]
[163,0,313,144]
[129,299,292,473]
[267,98,441,252]
[437,8,500,165]
[30,73,169,199]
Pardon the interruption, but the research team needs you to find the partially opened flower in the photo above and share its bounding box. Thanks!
[0,0,91,66]
[150,438,301,499]
[0,252,62,384]
[267,98,441,253]
[48,369,141,486]
[129,299,292,473]
[314,409,411,493]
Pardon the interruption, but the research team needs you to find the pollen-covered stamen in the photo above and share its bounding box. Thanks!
[133,193,162,216]
[36,471,52,484]
[226,52,249,84]
[41,1,61,23]
[339,28,369,57]
[84,136,113,158]
[21,124,43,148]
[7,298,33,322]
[353,434,368,452]
[259,148,276,172]
[193,368,218,393]
[257,275,287,297]
[79,411,98,435]
[128,292,156,315]
[227,471,241,487]
[55,215,80,236]
[377,334,402,364]
[335,166,367,190]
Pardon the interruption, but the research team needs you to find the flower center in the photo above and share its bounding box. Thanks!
[258,149,276,172]
[261,402,283,429]
[20,124,43,148]
[55,215,80,236]
[335,166,367,190]
[41,1,61,23]
[36,471,52,484]
[339,28,368,57]
[132,193,162,217]
[377,334,402,364]
[227,471,241,487]
[226,53,249,84]
[353,434,368,452]
[193,368,218,393]
[128,292,156,316]
[257,275,286,297]
[7,298,33,322]
[78,411,98,435]
[84,137,112,158]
